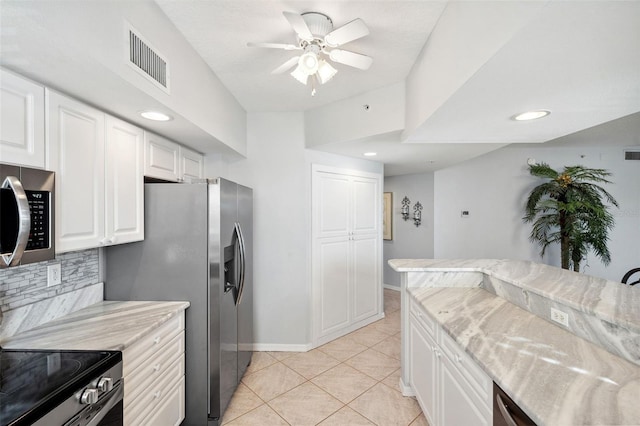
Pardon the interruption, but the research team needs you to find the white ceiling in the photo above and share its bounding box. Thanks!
[1,1,638,176]
[155,0,446,113]
[156,0,640,174]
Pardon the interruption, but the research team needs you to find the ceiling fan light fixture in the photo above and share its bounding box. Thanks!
[316,60,337,84]
[290,65,309,85]
[298,52,319,75]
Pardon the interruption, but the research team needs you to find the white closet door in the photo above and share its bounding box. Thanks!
[317,236,351,335]
[352,176,379,234]
[352,234,379,322]
[312,164,383,346]
[315,172,350,238]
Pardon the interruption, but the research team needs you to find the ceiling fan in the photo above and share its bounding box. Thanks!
[248,11,373,95]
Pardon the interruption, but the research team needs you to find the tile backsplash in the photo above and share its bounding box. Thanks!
[0,249,99,314]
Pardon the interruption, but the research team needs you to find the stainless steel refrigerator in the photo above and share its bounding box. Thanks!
[104,178,252,425]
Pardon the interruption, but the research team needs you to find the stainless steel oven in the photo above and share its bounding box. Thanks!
[0,163,55,268]
[0,349,123,426]
[493,382,537,426]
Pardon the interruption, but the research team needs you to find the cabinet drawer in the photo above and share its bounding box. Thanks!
[124,331,184,408]
[135,375,186,426]
[439,329,492,406]
[123,313,184,377]
[125,356,185,425]
[409,297,437,340]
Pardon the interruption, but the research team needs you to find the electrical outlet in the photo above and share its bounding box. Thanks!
[550,307,569,327]
[47,263,61,287]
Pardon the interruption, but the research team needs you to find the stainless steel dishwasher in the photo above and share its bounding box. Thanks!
[493,383,537,426]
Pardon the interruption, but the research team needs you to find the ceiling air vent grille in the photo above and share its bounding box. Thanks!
[624,149,640,160]
[128,26,169,93]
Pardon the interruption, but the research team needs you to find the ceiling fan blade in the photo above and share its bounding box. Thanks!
[283,11,314,42]
[324,18,369,47]
[272,56,300,74]
[329,49,373,70]
[247,42,300,51]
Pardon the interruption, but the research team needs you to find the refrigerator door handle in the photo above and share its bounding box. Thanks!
[235,222,247,306]
[1,176,31,268]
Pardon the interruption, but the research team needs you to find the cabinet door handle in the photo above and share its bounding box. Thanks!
[153,336,161,345]
[153,363,161,372]
[455,354,462,363]
[153,390,162,399]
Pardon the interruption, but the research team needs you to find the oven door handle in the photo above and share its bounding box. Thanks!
[85,381,123,426]
[496,393,519,426]
[1,176,31,268]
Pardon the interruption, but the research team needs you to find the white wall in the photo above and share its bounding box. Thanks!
[383,173,435,287]
[218,112,382,348]
[0,1,246,156]
[434,144,639,282]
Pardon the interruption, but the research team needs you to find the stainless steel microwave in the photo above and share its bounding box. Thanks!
[0,164,55,268]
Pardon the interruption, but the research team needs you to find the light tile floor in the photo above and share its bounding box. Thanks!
[221,289,428,426]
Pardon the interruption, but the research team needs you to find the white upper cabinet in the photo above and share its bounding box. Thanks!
[312,165,383,346]
[179,146,204,181]
[47,90,144,252]
[144,132,180,182]
[47,90,105,252]
[144,131,204,182]
[0,69,45,168]
[105,116,144,245]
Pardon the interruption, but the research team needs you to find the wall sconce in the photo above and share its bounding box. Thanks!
[413,202,423,227]
[401,196,411,221]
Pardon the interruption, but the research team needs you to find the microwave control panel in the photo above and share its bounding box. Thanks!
[26,190,50,250]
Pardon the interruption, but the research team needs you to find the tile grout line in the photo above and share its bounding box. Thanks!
[228,293,413,425]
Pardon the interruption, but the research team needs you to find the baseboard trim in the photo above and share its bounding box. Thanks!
[384,283,401,291]
[400,378,414,396]
[252,343,312,352]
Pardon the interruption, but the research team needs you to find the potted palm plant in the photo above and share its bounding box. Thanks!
[523,163,618,272]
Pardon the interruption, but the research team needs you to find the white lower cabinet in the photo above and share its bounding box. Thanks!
[143,376,186,426]
[409,319,437,426]
[123,312,186,426]
[409,299,492,426]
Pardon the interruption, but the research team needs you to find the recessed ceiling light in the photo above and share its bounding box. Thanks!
[140,110,173,121]
[513,110,551,121]
[364,152,377,157]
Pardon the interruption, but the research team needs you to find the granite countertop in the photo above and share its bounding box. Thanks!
[0,301,190,351]
[408,286,640,426]
[389,259,640,335]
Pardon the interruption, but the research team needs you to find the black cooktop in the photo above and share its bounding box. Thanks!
[0,349,122,426]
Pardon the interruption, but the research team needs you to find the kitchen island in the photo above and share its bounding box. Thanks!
[390,259,640,426]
